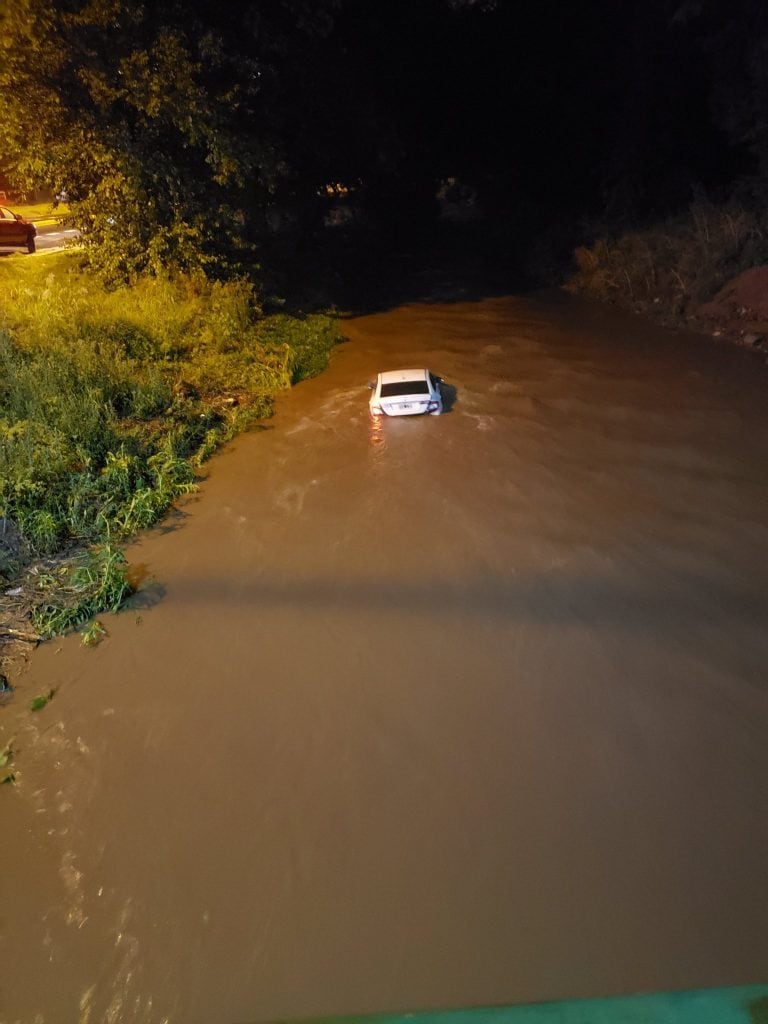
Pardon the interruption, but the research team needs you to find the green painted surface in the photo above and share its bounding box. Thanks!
[292,986,768,1024]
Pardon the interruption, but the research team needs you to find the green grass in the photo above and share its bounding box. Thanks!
[1,199,70,218]
[30,544,133,639]
[0,252,343,632]
[3,201,70,221]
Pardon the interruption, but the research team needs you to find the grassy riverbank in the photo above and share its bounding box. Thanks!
[0,252,341,640]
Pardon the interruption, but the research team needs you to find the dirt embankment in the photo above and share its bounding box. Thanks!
[691,266,768,354]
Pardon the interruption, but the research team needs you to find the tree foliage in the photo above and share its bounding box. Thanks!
[3,0,768,281]
[673,0,768,176]
[0,0,339,280]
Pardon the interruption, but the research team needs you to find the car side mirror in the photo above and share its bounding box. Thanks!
[366,382,375,389]
[14,214,22,221]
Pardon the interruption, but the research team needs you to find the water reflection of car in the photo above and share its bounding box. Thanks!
[368,368,444,417]
[0,206,36,252]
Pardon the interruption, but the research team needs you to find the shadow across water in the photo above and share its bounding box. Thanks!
[162,566,768,633]
[123,578,167,612]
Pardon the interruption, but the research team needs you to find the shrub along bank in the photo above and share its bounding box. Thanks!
[564,189,768,330]
[0,252,342,640]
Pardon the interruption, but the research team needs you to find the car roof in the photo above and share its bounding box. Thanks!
[378,368,430,384]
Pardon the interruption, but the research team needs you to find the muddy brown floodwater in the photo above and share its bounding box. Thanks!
[2,293,768,1024]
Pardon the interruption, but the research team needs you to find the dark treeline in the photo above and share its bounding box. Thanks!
[0,0,764,286]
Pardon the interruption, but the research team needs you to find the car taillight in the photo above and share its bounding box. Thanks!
[370,404,384,415]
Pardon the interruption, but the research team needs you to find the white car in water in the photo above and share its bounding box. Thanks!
[368,368,444,417]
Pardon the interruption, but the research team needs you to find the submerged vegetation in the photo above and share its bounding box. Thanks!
[29,544,132,639]
[0,742,14,784]
[0,252,342,637]
[30,689,56,712]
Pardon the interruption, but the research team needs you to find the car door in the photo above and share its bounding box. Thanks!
[0,207,24,245]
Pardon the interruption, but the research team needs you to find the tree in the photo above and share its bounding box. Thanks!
[673,0,768,178]
[0,0,339,280]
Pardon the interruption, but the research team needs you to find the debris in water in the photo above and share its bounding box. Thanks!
[30,689,56,712]
[80,620,107,647]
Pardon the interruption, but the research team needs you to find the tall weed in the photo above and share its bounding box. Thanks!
[566,189,768,318]
[0,253,342,629]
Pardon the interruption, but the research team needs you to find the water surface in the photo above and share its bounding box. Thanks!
[2,294,767,1024]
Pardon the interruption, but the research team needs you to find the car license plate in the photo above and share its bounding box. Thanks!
[400,403,412,411]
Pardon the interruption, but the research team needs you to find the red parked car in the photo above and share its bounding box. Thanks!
[0,206,36,253]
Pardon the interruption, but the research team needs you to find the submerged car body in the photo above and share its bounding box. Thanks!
[368,368,443,417]
[0,206,36,253]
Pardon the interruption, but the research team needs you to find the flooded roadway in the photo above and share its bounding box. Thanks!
[2,293,768,1024]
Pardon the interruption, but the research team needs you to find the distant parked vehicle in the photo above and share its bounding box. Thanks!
[0,206,36,253]
[367,368,444,417]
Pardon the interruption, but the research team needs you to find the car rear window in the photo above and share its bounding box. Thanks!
[380,381,429,397]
